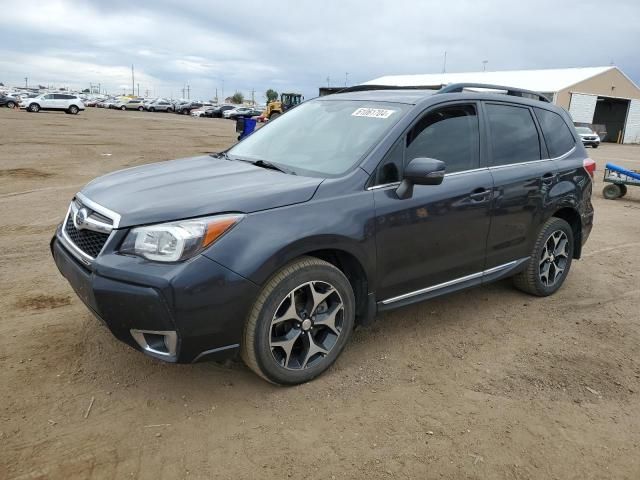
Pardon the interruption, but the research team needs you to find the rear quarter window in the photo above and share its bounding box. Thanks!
[534,108,576,158]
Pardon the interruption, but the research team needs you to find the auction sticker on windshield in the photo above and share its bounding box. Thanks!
[352,107,395,119]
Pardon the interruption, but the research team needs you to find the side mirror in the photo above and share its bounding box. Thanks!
[396,158,446,199]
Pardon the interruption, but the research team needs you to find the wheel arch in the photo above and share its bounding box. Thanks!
[301,248,370,325]
[551,206,582,259]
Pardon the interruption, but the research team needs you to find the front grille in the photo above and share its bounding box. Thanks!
[64,215,110,258]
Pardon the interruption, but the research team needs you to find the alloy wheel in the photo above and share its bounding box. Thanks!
[539,230,569,287]
[269,281,344,370]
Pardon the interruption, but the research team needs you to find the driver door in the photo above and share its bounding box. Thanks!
[373,102,493,304]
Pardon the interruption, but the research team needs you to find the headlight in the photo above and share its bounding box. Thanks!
[120,214,244,262]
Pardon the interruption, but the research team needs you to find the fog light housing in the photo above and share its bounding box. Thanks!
[130,329,178,359]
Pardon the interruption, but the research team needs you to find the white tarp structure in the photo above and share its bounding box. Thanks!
[623,100,640,144]
[364,66,614,94]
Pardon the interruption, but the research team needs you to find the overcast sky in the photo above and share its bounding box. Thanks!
[1,0,638,101]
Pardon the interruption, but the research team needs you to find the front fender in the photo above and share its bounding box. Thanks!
[203,190,377,288]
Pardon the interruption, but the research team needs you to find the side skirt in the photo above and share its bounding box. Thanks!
[377,258,529,312]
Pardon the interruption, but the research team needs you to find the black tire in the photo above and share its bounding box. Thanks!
[6,101,15,109]
[269,112,281,120]
[120,105,126,111]
[619,184,628,197]
[603,184,622,200]
[592,145,598,148]
[68,105,79,115]
[138,106,144,111]
[167,107,173,113]
[513,217,574,297]
[241,257,355,385]
[149,107,155,112]
[28,103,40,113]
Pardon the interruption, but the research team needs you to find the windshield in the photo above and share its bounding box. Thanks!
[228,100,410,176]
[576,127,593,134]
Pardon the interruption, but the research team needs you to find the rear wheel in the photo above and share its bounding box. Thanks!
[149,107,155,112]
[138,106,144,111]
[68,105,79,115]
[120,105,126,111]
[513,217,574,297]
[603,184,622,200]
[242,257,355,385]
[28,103,40,113]
[619,184,628,197]
[269,112,281,120]
[6,101,15,109]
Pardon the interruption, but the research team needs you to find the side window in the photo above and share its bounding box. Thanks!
[44,94,54,99]
[534,108,576,158]
[406,104,479,174]
[486,104,541,166]
[53,94,65,99]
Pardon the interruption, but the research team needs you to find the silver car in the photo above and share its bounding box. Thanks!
[145,100,174,112]
[576,126,601,148]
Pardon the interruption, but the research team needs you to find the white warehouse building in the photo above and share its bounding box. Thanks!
[365,66,640,144]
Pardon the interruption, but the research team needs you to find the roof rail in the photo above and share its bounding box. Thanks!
[437,83,550,102]
[334,84,441,94]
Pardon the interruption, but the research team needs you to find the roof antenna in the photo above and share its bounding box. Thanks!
[442,51,447,73]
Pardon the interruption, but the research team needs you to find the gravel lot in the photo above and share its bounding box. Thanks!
[1,107,639,480]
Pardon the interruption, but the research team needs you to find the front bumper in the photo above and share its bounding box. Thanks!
[51,227,259,363]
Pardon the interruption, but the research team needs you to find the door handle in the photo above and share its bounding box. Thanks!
[469,188,491,202]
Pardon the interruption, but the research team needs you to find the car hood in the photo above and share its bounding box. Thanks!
[80,155,323,228]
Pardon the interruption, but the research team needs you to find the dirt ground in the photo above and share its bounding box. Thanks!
[1,107,639,480]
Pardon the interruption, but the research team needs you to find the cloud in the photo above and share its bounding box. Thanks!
[0,0,638,101]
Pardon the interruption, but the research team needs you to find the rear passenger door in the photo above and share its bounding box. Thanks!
[483,102,558,269]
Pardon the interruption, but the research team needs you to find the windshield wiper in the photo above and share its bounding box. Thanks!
[250,159,292,174]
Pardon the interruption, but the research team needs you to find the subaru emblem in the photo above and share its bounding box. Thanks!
[75,208,88,229]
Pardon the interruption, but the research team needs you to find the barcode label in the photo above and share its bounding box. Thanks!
[352,108,395,119]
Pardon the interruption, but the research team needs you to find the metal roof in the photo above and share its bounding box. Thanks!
[364,66,617,93]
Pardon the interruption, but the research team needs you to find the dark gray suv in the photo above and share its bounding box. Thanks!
[51,83,595,385]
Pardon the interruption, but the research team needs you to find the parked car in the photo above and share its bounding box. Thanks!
[51,83,594,385]
[22,93,85,114]
[225,106,260,119]
[145,100,174,112]
[575,126,600,148]
[209,105,236,118]
[116,98,145,111]
[0,94,19,108]
[175,101,203,115]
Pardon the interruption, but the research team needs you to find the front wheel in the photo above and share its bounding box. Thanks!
[242,257,355,385]
[28,103,40,112]
[592,145,598,148]
[149,107,155,112]
[120,105,126,111]
[6,101,15,109]
[513,217,574,296]
[269,112,281,120]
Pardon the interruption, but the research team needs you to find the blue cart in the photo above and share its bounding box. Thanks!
[602,163,640,199]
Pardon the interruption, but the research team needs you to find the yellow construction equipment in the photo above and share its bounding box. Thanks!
[263,92,303,120]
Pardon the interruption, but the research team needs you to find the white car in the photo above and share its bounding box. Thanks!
[22,93,85,114]
[223,106,252,119]
[575,126,601,148]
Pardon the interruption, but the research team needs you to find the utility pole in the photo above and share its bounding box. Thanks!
[326,76,330,87]
[345,72,349,87]
[442,51,447,73]
[186,84,190,99]
[131,64,135,96]
[221,79,224,102]
[251,89,255,105]
[215,88,218,103]
[24,77,28,88]
[137,83,140,97]
[482,60,488,72]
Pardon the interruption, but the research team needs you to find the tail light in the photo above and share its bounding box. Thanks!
[583,158,596,178]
